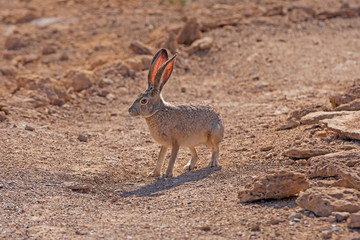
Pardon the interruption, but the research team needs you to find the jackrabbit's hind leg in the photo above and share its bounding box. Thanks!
[184,147,199,171]
[208,132,221,168]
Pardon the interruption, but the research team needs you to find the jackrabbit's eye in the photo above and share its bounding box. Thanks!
[140,98,148,105]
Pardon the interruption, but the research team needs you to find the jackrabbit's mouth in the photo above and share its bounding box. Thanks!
[129,107,139,116]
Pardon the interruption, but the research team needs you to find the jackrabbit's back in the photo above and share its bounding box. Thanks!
[145,103,224,147]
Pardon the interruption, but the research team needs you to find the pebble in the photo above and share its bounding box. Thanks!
[25,125,34,131]
[321,230,332,239]
[78,134,88,142]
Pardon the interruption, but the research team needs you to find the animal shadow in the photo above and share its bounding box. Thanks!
[121,167,221,197]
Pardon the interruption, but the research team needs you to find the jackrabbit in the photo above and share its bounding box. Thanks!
[129,49,224,177]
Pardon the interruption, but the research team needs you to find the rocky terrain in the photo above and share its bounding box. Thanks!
[1,0,360,239]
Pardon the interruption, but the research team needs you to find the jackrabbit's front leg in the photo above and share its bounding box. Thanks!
[149,146,168,177]
[165,142,179,178]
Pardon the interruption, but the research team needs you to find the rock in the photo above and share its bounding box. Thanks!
[124,55,153,71]
[0,66,16,76]
[94,60,131,78]
[4,34,29,50]
[78,134,88,142]
[284,148,332,159]
[334,99,360,111]
[308,150,360,191]
[300,111,348,124]
[129,41,153,55]
[260,145,274,152]
[348,212,360,228]
[98,78,114,88]
[329,82,360,107]
[238,170,308,202]
[322,111,360,141]
[88,58,108,71]
[0,112,6,122]
[2,9,38,24]
[332,212,350,222]
[187,36,213,53]
[63,70,94,92]
[68,184,91,192]
[263,6,285,17]
[249,222,260,231]
[42,45,57,55]
[321,230,332,239]
[15,74,69,107]
[25,125,34,131]
[147,24,181,53]
[288,6,316,23]
[288,109,314,120]
[177,18,201,45]
[276,118,300,131]
[296,187,360,217]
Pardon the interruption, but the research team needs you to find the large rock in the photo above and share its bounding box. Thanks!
[15,74,69,107]
[63,70,95,92]
[322,111,360,141]
[284,148,332,159]
[296,187,360,217]
[308,150,360,190]
[300,111,348,124]
[238,170,308,202]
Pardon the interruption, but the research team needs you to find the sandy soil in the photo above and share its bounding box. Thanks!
[1,0,360,239]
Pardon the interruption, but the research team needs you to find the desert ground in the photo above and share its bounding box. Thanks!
[1,0,360,239]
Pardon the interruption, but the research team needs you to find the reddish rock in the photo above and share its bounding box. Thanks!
[348,212,360,228]
[238,170,308,202]
[63,70,94,92]
[177,18,201,45]
[296,187,360,217]
[284,148,332,159]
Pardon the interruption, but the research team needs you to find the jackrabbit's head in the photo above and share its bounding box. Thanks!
[129,49,176,117]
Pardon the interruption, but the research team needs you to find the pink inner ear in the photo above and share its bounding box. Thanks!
[160,58,175,88]
[150,53,168,85]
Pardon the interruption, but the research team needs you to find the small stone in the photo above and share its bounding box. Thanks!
[276,118,300,131]
[333,212,350,222]
[68,184,91,192]
[78,134,88,142]
[181,87,186,93]
[25,125,34,131]
[260,145,274,151]
[268,217,283,225]
[199,225,211,232]
[321,230,332,239]
[348,212,360,228]
[297,159,308,166]
[129,41,153,55]
[188,36,213,52]
[249,222,260,231]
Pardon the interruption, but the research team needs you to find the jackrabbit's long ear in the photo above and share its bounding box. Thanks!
[153,54,177,91]
[148,49,168,88]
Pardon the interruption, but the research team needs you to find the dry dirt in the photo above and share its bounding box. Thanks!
[1,0,360,239]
